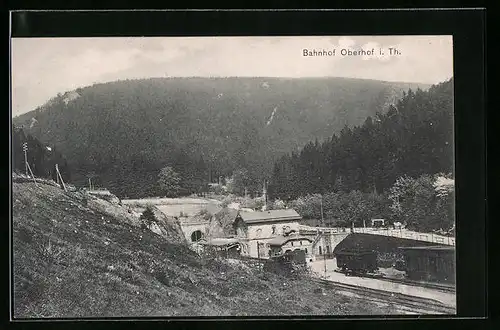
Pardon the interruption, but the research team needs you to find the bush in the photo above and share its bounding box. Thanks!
[270,199,286,210]
[139,206,157,229]
[197,208,213,221]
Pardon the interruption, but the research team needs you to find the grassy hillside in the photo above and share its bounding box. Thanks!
[12,180,405,318]
[12,77,429,198]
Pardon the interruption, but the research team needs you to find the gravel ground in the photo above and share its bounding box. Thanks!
[310,258,456,309]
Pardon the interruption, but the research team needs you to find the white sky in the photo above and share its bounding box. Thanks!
[11,36,453,116]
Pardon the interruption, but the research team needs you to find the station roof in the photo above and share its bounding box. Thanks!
[237,209,302,224]
[267,235,312,246]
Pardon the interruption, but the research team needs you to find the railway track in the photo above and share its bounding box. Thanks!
[311,278,456,314]
[372,276,456,293]
[333,270,456,293]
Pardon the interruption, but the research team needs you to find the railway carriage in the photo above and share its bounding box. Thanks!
[335,250,378,275]
[398,245,455,284]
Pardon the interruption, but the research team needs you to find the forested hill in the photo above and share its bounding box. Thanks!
[269,78,454,200]
[12,77,428,198]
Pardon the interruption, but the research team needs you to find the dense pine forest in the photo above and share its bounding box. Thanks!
[13,77,426,198]
[269,78,453,199]
[267,79,454,232]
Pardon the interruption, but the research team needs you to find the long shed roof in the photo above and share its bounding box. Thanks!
[237,209,302,224]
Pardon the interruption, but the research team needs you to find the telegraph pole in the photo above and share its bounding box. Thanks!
[22,142,37,185]
[263,179,268,208]
[320,194,324,227]
[22,142,28,176]
[324,251,327,279]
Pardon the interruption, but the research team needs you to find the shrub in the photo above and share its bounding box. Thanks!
[197,208,213,221]
[140,206,157,229]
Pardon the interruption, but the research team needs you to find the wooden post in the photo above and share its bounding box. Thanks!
[27,162,37,185]
[54,165,59,184]
[56,164,67,191]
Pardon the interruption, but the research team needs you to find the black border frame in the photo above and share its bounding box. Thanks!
[6,8,487,326]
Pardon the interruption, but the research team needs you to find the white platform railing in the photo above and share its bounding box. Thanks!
[297,225,455,246]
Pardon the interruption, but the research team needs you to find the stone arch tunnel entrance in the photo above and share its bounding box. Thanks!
[191,230,203,242]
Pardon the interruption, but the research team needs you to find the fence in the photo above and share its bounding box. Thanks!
[297,224,455,246]
[298,226,351,238]
[352,227,455,246]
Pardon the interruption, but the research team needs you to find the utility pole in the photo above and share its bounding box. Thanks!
[324,251,327,279]
[22,142,28,176]
[263,179,268,208]
[22,143,37,185]
[320,194,324,227]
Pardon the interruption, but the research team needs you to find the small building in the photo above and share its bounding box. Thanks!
[233,209,302,258]
[399,245,455,284]
[267,235,313,258]
[371,219,385,227]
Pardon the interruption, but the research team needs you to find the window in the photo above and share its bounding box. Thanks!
[272,225,276,235]
[291,241,294,246]
[319,246,322,255]
[305,248,308,254]
[256,228,262,238]
[300,240,303,245]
